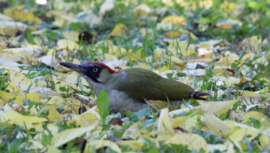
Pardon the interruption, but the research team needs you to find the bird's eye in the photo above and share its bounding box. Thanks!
[92,67,99,73]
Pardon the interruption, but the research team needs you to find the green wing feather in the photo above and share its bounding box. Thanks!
[114,68,194,102]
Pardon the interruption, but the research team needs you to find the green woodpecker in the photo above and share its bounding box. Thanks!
[60,62,208,112]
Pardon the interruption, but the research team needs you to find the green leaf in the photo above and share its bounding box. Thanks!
[97,89,109,125]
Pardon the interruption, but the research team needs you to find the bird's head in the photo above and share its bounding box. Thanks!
[60,62,119,84]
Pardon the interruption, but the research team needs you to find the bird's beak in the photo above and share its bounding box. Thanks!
[60,62,86,73]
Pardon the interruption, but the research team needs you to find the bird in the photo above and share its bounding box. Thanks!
[60,62,209,112]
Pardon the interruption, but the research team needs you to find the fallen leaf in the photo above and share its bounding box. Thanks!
[157,108,175,136]
[161,16,187,25]
[85,140,121,153]
[52,123,97,147]
[165,133,208,152]
[0,110,47,128]
[110,23,129,38]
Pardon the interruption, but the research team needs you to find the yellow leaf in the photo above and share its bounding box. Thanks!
[4,5,41,23]
[197,49,217,59]
[52,124,97,148]
[109,23,129,38]
[57,39,79,50]
[202,113,230,136]
[62,31,79,42]
[259,134,270,149]
[171,115,188,127]
[226,125,260,151]
[216,52,239,67]
[6,82,19,93]
[99,0,115,15]
[70,112,100,127]
[212,68,234,76]
[146,100,168,110]
[126,52,144,62]
[61,98,89,114]
[157,108,175,136]
[48,107,63,122]
[161,16,187,25]
[9,70,35,91]
[118,140,144,150]
[221,2,238,13]
[171,56,185,65]
[165,133,208,152]
[168,40,195,57]
[15,95,25,105]
[0,91,16,104]
[240,53,255,65]
[26,92,40,102]
[164,31,182,39]
[242,111,267,123]
[159,66,169,72]
[0,20,28,36]
[85,140,121,153]
[197,100,237,116]
[134,4,150,17]
[47,145,61,153]
[132,129,156,141]
[0,111,47,128]
[216,19,242,30]
[3,46,43,58]
[104,53,118,61]
[46,96,64,106]
[135,64,151,69]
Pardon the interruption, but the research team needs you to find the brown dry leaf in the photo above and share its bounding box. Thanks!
[109,23,129,38]
[165,133,208,152]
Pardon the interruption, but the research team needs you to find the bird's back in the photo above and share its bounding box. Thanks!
[112,68,194,102]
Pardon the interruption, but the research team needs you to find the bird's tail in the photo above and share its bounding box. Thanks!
[191,92,209,100]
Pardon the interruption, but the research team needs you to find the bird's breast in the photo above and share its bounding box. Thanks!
[108,90,149,112]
